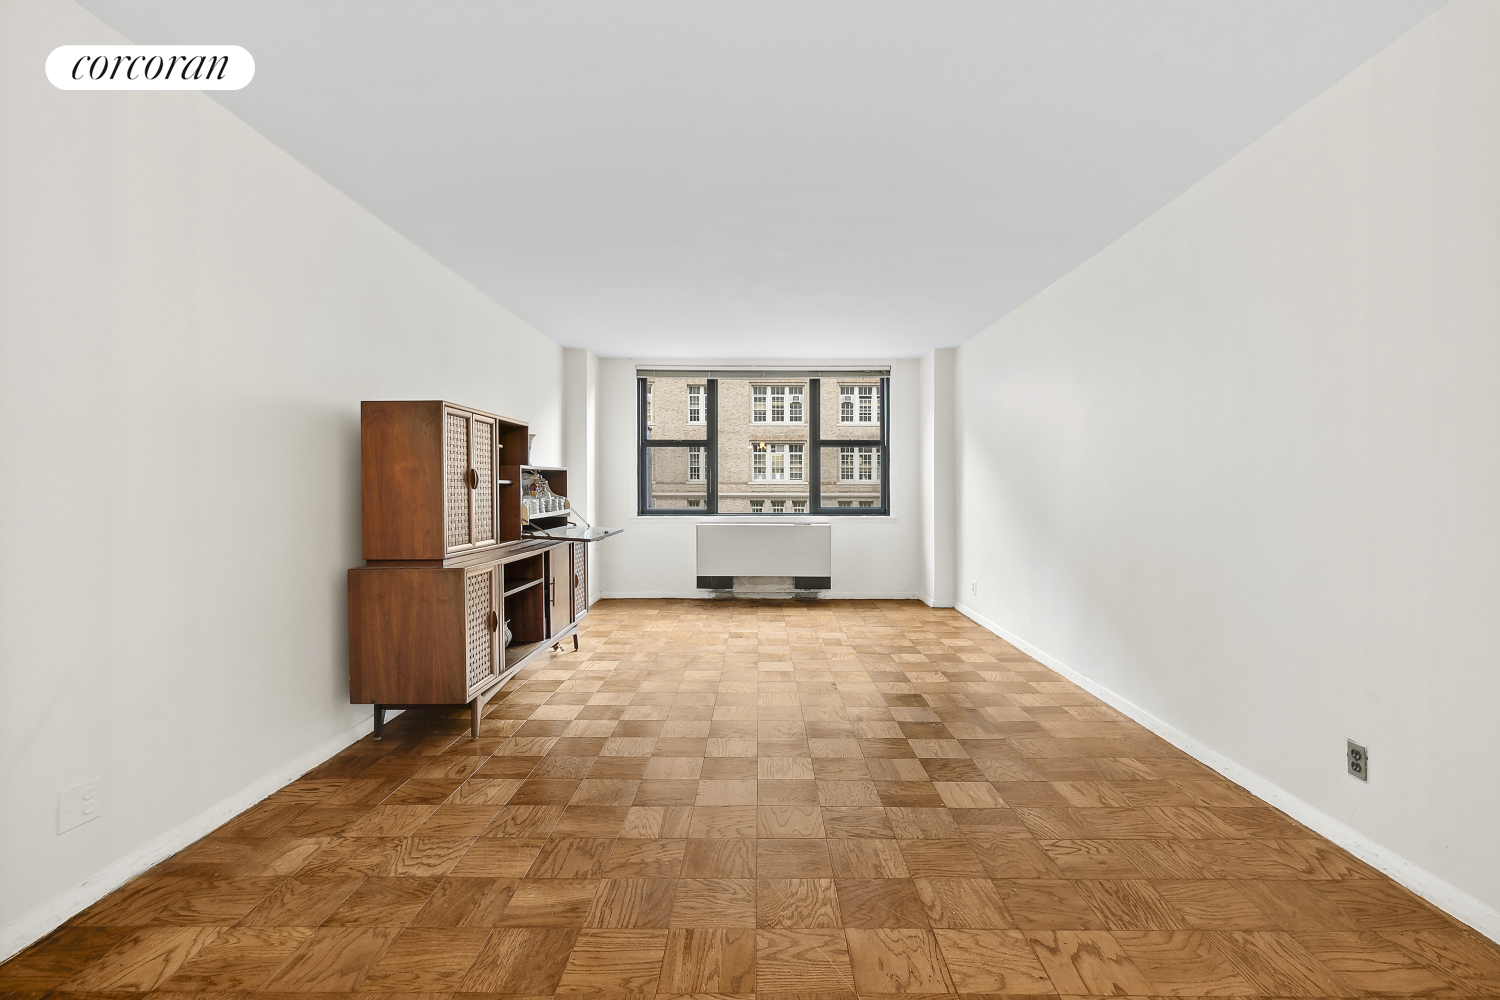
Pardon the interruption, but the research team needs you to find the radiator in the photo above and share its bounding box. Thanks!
[696,523,831,578]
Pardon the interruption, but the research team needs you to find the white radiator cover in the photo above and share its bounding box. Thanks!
[696,523,831,577]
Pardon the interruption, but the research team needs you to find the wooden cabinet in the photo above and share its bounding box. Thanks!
[351,399,615,739]
[361,400,529,560]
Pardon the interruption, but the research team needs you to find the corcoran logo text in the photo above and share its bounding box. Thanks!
[46,45,254,90]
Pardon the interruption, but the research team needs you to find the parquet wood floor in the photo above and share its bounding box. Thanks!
[6,599,1499,1000]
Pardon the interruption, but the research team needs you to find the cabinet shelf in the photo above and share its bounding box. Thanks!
[505,639,548,668]
[503,577,544,597]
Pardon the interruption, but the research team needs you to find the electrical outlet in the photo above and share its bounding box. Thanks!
[970,581,979,596]
[1346,740,1368,782]
[59,776,102,834]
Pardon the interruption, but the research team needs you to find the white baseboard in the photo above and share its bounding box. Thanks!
[598,591,924,600]
[954,602,1500,945]
[0,711,378,963]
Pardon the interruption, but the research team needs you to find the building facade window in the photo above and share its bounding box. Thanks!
[639,372,888,516]
[838,445,879,482]
[840,384,877,423]
[752,384,803,423]
[751,442,804,481]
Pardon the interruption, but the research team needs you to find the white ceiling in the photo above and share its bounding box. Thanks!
[79,0,1445,359]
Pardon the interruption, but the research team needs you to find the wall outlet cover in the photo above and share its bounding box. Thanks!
[59,776,102,834]
[1346,740,1369,782]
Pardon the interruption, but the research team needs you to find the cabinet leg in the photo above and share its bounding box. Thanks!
[373,705,385,740]
[471,698,482,740]
[573,633,580,651]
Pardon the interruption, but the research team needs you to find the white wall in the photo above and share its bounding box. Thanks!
[919,349,956,607]
[594,359,924,599]
[0,0,563,956]
[955,0,1500,937]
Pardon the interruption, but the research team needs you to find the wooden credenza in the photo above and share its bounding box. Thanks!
[348,400,612,738]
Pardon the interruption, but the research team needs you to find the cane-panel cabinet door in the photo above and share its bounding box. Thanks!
[572,542,588,622]
[465,563,501,696]
[444,406,500,556]
[546,546,569,638]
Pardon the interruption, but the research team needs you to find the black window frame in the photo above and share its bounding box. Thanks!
[636,373,889,517]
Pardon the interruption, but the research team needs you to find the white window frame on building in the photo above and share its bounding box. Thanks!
[751,442,804,482]
[688,446,704,482]
[687,384,705,424]
[839,383,879,424]
[838,445,879,483]
[752,384,804,424]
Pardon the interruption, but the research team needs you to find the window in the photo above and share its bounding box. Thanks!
[838,446,879,482]
[751,442,804,481]
[639,371,888,516]
[753,384,803,423]
[840,384,878,423]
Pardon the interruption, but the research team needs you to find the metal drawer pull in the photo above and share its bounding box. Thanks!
[467,468,479,489]
[488,610,499,633]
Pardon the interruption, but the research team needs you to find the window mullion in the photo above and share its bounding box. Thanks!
[708,378,719,514]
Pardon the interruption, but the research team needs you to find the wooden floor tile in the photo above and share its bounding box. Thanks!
[584,878,677,928]
[755,928,855,992]
[556,927,668,992]
[931,927,1054,993]
[758,878,841,928]
[459,926,577,992]
[354,925,488,990]
[658,927,756,993]
[254,926,400,992]
[53,925,216,992]
[846,927,954,993]
[1024,928,1155,994]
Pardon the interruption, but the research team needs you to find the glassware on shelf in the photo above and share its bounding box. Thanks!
[520,470,569,522]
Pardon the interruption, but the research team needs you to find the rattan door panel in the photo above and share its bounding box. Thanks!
[472,415,496,544]
[444,408,473,550]
[444,407,501,557]
[572,542,588,621]
[464,564,500,695]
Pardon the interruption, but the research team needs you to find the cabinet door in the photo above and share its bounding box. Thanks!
[572,542,588,622]
[547,547,568,637]
[444,408,474,551]
[464,564,500,695]
[471,414,497,545]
